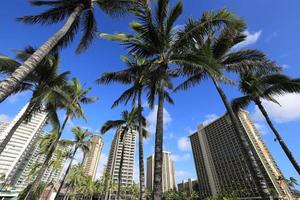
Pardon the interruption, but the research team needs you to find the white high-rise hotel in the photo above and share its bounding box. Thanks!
[106,128,136,186]
[0,104,47,185]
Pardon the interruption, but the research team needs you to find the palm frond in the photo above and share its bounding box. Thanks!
[100,120,126,134]
[165,1,183,35]
[76,9,97,53]
[231,95,252,112]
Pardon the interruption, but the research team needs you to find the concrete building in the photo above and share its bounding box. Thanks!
[189,110,293,199]
[0,104,48,185]
[146,151,177,192]
[82,135,103,181]
[13,139,69,191]
[106,128,136,186]
[177,179,198,196]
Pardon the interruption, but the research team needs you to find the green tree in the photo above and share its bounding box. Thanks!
[0,47,69,155]
[0,0,137,102]
[232,73,300,174]
[55,127,92,199]
[25,78,97,200]
[101,107,147,200]
[97,54,151,200]
[99,2,244,199]
[79,176,95,200]
[64,165,87,200]
[173,11,279,199]
[17,182,47,200]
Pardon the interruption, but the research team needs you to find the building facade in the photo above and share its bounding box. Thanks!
[82,135,103,181]
[146,151,177,192]
[106,128,136,186]
[0,104,48,185]
[189,111,293,199]
[177,179,198,196]
[12,139,69,191]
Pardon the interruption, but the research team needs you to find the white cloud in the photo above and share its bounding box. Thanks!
[202,114,219,126]
[95,153,108,180]
[253,122,269,135]
[0,114,10,122]
[233,30,262,49]
[6,91,30,104]
[146,105,172,134]
[177,137,191,152]
[281,64,288,69]
[171,153,191,162]
[253,93,300,123]
[175,170,192,179]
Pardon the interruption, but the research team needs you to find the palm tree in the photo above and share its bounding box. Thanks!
[54,127,92,200]
[101,107,148,200]
[0,47,70,156]
[231,73,300,174]
[25,78,97,200]
[0,0,137,102]
[97,54,151,200]
[99,1,248,198]
[173,12,280,198]
[64,165,87,200]
[79,176,95,200]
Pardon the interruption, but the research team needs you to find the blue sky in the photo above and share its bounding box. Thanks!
[0,0,300,188]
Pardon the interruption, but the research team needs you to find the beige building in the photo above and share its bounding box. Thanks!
[106,127,136,186]
[146,151,177,192]
[190,110,293,199]
[177,179,198,196]
[82,135,103,181]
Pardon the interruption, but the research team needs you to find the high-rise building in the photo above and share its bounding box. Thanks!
[106,128,136,186]
[177,179,199,196]
[82,135,103,181]
[0,121,9,136]
[12,139,69,190]
[189,110,293,199]
[0,104,48,185]
[146,151,177,192]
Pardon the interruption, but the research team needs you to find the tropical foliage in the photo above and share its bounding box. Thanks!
[0,0,299,200]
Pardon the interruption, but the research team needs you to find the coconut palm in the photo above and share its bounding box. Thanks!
[0,0,138,102]
[97,54,151,200]
[64,165,87,200]
[101,107,148,200]
[54,127,92,200]
[0,47,70,156]
[173,13,280,198]
[99,1,247,198]
[231,73,300,174]
[79,176,96,200]
[25,78,97,200]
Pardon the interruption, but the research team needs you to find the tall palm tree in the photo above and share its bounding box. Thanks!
[173,13,279,198]
[0,0,137,102]
[0,47,70,156]
[232,73,300,174]
[101,107,148,200]
[99,1,244,199]
[79,176,95,200]
[25,78,97,200]
[64,165,87,200]
[54,127,92,200]
[97,54,151,200]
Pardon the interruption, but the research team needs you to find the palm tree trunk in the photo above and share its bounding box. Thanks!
[255,99,300,175]
[0,4,84,103]
[0,104,33,155]
[153,90,164,200]
[54,146,78,200]
[211,77,272,199]
[117,138,126,200]
[24,115,70,200]
[138,90,146,200]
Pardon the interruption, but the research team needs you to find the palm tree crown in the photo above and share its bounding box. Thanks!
[232,72,300,175]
